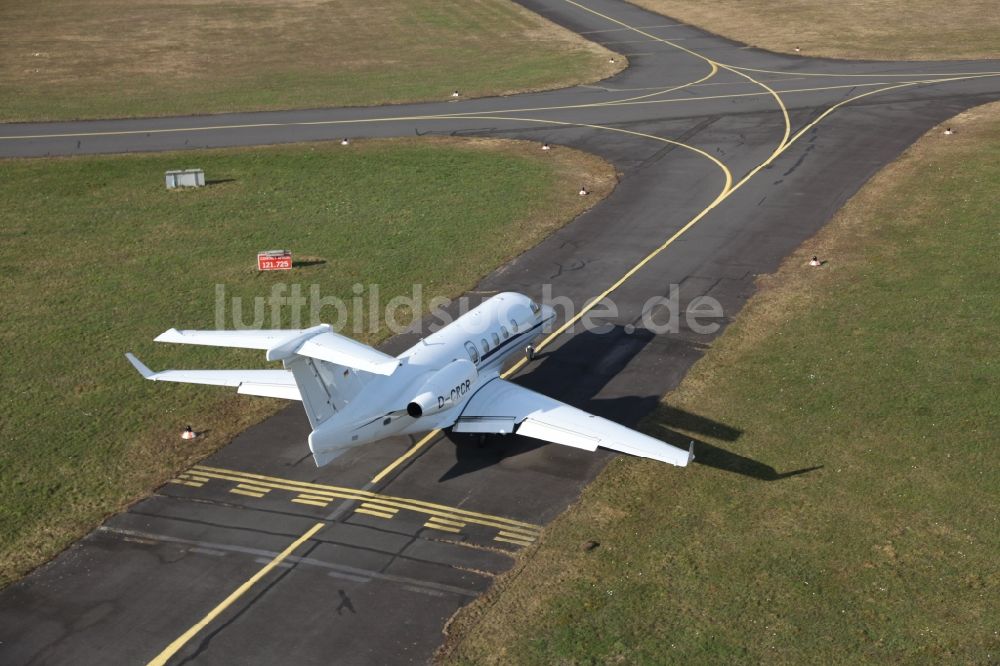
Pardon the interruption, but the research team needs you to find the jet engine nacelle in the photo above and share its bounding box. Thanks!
[406,358,478,418]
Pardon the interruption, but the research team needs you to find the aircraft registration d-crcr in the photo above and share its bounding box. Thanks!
[127,292,693,468]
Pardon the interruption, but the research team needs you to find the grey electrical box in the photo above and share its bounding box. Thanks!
[165,169,205,189]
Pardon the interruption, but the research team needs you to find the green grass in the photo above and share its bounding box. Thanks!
[0,0,622,122]
[440,106,1000,664]
[0,137,615,587]
[631,0,1000,60]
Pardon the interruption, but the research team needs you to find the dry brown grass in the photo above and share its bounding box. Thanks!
[630,0,1000,60]
[0,0,623,121]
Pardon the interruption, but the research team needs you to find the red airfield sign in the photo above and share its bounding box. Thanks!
[257,250,292,271]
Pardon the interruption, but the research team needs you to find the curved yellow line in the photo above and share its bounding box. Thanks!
[602,60,719,107]
[462,114,733,191]
[558,0,792,174]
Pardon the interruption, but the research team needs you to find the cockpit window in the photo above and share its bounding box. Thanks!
[465,341,479,363]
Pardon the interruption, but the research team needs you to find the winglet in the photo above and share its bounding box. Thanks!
[153,328,183,344]
[687,440,696,466]
[125,352,155,379]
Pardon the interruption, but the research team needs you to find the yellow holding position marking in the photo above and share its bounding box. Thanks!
[190,466,542,536]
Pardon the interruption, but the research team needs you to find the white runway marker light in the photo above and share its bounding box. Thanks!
[579,185,589,196]
[943,127,954,135]
[451,90,460,98]
[542,142,551,151]
[181,425,197,440]
[809,255,822,267]
[340,138,350,145]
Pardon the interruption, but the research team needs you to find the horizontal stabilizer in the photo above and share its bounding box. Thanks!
[125,353,301,400]
[154,326,328,350]
[296,332,400,376]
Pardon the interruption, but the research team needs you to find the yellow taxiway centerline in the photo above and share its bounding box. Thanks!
[726,64,1000,79]
[3,75,991,144]
[147,521,325,666]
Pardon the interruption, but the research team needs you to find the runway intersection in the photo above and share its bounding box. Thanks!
[2,0,999,663]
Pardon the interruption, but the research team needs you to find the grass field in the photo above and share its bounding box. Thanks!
[632,0,1000,60]
[0,137,616,587]
[0,0,622,122]
[440,105,1000,663]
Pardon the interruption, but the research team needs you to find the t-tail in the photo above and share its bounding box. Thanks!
[125,324,401,464]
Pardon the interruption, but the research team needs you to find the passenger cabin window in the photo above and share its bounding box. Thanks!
[529,300,541,315]
[492,332,500,346]
[510,319,518,333]
[501,326,509,339]
[481,338,490,354]
[464,341,479,363]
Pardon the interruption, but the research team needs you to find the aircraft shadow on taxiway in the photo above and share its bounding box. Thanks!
[439,325,821,481]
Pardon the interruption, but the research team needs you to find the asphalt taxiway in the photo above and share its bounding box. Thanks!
[1,0,999,663]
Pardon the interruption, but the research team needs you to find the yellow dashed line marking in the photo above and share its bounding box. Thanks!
[170,479,204,488]
[185,475,210,483]
[494,535,535,547]
[424,522,462,534]
[498,530,535,541]
[291,498,329,507]
[237,483,270,494]
[295,493,330,502]
[355,508,396,520]
[230,488,266,498]
[360,501,398,513]
[427,517,466,528]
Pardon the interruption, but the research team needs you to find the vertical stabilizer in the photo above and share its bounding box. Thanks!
[284,356,371,429]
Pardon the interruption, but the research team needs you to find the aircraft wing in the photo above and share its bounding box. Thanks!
[126,353,301,400]
[452,378,693,467]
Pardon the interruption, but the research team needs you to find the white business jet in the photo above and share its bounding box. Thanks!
[127,292,692,468]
